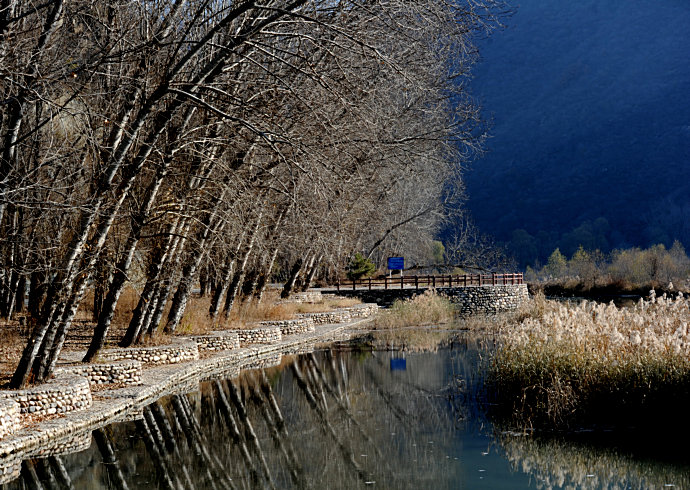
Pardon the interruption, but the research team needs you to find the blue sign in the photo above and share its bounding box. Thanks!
[387,257,404,270]
[390,358,407,371]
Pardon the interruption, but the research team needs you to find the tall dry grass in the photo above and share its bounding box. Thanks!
[373,289,455,329]
[488,291,690,428]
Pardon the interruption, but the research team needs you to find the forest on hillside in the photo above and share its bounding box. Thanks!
[464,0,690,266]
[0,0,506,386]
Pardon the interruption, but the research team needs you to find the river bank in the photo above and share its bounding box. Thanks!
[0,312,375,468]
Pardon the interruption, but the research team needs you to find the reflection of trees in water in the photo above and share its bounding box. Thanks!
[4,342,483,489]
[498,432,690,490]
[16,457,73,489]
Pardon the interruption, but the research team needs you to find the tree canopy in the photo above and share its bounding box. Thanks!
[0,0,506,386]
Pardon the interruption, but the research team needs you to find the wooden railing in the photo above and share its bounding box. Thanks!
[336,273,523,292]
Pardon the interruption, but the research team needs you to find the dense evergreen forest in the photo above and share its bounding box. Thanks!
[0,0,505,386]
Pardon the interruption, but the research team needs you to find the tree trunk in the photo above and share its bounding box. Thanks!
[255,246,280,304]
[299,254,321,292]
[15,273,26,313]
[208,258,235,320]
[120,217,187,347]
[164,203,229,333]
[27,270,46,319]
[144,275,176,338]
[223,214,261,316]
[84,166,168,361]
[281,258,304,299]
[163,248,205,334]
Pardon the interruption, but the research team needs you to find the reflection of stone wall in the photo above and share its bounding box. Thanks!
[0,375,92,416]
[235,328,282,346]
[100,341,199,365]
[0,452,20,485]
[55,360,142,385]
[259,318,315,335]
[0,400,19,440]
[190,331,241,351]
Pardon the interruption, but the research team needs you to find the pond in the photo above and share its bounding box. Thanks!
[3,331,690,489]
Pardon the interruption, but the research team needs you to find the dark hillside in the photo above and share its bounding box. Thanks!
[465,0,690,265]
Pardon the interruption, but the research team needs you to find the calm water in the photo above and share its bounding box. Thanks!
[3,333,690,489]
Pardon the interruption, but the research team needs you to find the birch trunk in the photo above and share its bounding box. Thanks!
[299,253,321,292]
[222,211,262,315]
[83,166,168,361]
[280,257,304,299]
[207,233,245,320]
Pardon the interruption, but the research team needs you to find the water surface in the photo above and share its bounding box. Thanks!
[3,332,690,489]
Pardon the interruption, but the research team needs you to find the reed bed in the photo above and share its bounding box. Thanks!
[488,291,690,429]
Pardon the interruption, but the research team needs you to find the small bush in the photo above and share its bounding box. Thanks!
[346,253,376,280]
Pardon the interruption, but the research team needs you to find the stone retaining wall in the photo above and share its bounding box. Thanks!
[0,375,91,417]
[55,360,142,385]
[242,354,283,371]
[326,285,528,313]
[27,430,92,458]
[444,284,529,313]
[100,341,199,365]
[189,331,240,351]
[281,291,323,303]
[298,303,379,324]
[259,318,315,336]
[0,314,373,472]
[234,327,282,346]
[0,453,19,485]
[0,400,19,441]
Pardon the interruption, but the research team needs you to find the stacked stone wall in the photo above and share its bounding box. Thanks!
[259,318,315,335]
[235,327,282,346]
[0,400,19,441]
[281,291,323,303]
[100,341,199,365]
[327,284,528,313]
[0,376,91,417]
[27,430,92,458]
[298,303,379,324]
[55,360,142,385]
[242,354,283,370]
[0,453,20,485]
[443,284,529,313]
[190,331,240,351]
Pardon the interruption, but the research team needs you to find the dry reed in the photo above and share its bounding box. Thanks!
[373,289,456,329]
[488,291,690,428]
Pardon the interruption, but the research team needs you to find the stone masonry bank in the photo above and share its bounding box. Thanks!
[446,284,530,313]
[0,308,378,466]
[327,284,529,312]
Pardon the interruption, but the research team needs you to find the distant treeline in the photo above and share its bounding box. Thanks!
[526,242,690,291]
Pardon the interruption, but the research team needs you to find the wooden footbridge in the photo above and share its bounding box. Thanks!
[336,273,524,292]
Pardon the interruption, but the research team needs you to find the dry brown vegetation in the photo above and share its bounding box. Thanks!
[488,292,690,429]
[0,289,362,384]
[373,290,456,329]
